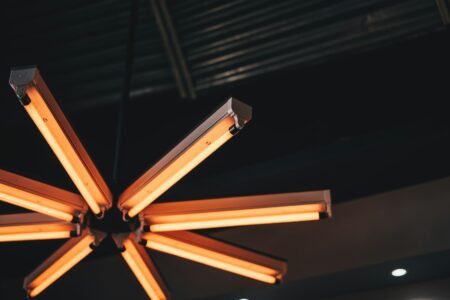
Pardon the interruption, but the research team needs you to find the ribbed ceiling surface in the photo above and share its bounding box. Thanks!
[4,0,447,110]
[1,1,450,299]
[170,0,444,92]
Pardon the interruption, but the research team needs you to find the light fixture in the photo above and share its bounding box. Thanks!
[9,67,112,217]
[0,213,79,242]
[118,98,252,219]
[141,231,287,284]
[23,228,105,298]
[0,169,87,222]
[391,268,407,277]
[113,233,169,300]
[4,66,332,299]
[141,190,331,232]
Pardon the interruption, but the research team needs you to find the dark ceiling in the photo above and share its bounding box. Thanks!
[1,0,450,299]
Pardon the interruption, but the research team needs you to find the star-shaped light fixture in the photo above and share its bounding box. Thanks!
[1,66,332,299]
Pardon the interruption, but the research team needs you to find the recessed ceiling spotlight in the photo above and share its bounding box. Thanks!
[391,268,407,277]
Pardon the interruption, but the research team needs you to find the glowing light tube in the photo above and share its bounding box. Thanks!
[119,98,252,218]
[0,169,87,222]
[141,231,286,284]
[0,213,79,242]
[24,228,105,297]
[142,190,331,232]
[9,67,112,216]
[113,233,169,300]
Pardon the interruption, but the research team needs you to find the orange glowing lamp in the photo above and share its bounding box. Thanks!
[4,66,332,300]
[141,230,287,284]
[23,228,106,298]
[113,233,169,300]
[9,67,112,217]
[0,169,87,223]
[118,98,252,219]
[141,190,331,232]
[0,213,80,242]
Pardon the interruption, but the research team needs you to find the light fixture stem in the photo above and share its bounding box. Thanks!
[113,0,139,185]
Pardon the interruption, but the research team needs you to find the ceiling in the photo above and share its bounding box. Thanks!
[1,0,450,299]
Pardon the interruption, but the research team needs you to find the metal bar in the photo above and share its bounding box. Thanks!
[435,0,450,25]
[158,0,196,99]
[151,0,186,98]
[151,0,196,99]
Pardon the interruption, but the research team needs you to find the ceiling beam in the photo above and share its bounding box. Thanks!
[436,0,450,25]
[151,0,196,99]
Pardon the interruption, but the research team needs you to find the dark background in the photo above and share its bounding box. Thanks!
[1,0,450,299]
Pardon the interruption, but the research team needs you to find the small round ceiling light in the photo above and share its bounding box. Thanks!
[391,268,407,277]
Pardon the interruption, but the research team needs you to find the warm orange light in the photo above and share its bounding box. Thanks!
[24,229,104,297]
[0,169,87,222]
[120,117,235,218]
[142,231,286,284]
[150,212,320,232]
[6,67,335,298]
[142,191,330,231]
[9,68,112,216]
[0,213,78,242]
[115,233,168,300]
[25,86,111,215]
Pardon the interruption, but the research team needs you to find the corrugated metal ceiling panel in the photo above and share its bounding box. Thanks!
[3,0,447,106]
[168,0,445,93]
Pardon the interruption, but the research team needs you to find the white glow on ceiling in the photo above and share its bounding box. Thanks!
[391,268,407,277]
